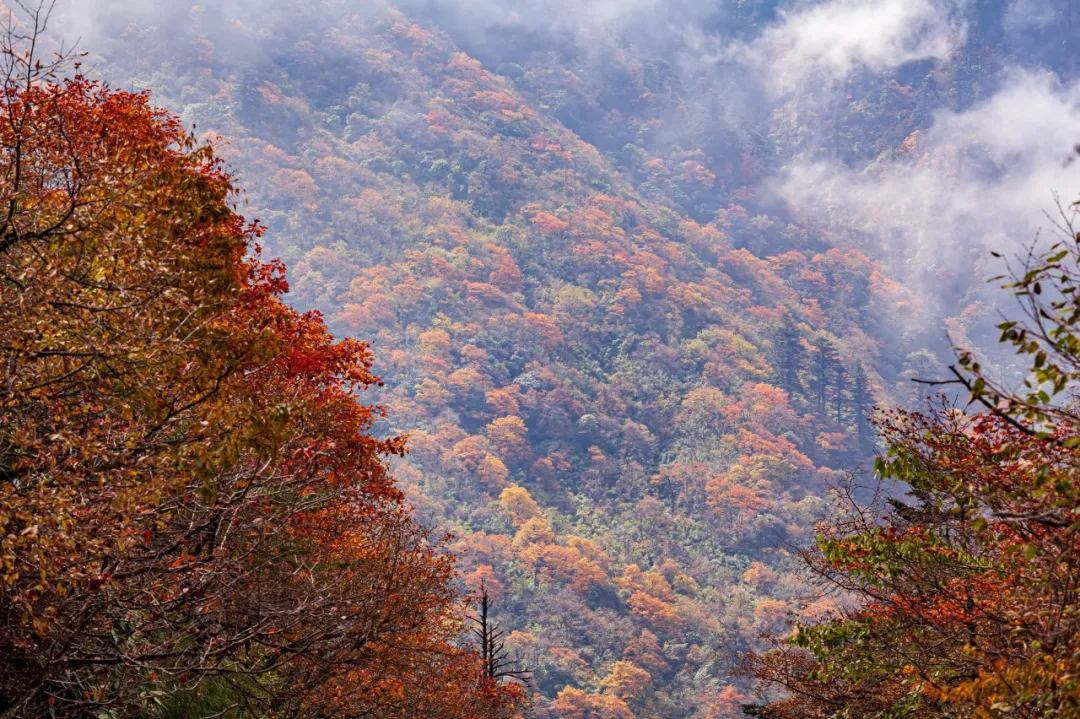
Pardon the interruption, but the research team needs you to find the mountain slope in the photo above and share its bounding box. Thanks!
[79,2,949,716]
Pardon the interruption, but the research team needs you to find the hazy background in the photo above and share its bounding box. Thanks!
[53,0,1080,312]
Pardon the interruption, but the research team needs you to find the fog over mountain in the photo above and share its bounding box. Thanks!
[59,0,1080,312]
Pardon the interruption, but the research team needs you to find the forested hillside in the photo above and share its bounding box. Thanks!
[0,42,524,718]
[6,0,1077,716]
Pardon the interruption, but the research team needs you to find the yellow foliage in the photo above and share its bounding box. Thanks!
[498,485,541,526]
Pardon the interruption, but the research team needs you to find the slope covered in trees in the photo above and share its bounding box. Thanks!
[0,36,522,718]
[66,5,927,715]
[742,218,1080,717]
[30,0,1080,716]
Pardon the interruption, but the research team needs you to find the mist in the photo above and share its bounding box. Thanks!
[53,0,1080,313]
[779,69,1080,300]
[746,0,966,90]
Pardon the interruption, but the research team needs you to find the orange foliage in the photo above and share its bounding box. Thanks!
[627,591,683,635]
[499,486,542,526]
[0,72,520,719]
[550,687,634,719]
[601,661,651,702]
[487,415,531,465]
[529,211,570,234]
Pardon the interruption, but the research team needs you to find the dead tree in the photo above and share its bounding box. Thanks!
[470,584,530,687]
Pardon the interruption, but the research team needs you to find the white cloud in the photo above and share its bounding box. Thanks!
[775,69,1080,287]
[50,0,1080,307]
[748,0,966,91]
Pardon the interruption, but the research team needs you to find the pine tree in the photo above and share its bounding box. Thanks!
[812,336,838,416]
[834,362,847,424]
[852,364,871,448]
[775,318,805,399]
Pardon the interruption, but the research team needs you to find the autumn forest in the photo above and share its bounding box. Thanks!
[3,0,1080,717]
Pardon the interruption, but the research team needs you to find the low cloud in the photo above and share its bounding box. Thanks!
[776,68,1080,292]
[744,0,966,91]
[47,0,1080,312]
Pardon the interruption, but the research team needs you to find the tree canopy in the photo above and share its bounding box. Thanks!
[0,53,522,718]
[742,218,1080,717]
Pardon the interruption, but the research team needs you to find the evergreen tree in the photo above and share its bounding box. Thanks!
[775,318,805,399]
[812,335,838,417]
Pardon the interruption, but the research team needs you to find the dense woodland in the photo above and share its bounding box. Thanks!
[2,0,1080,717]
